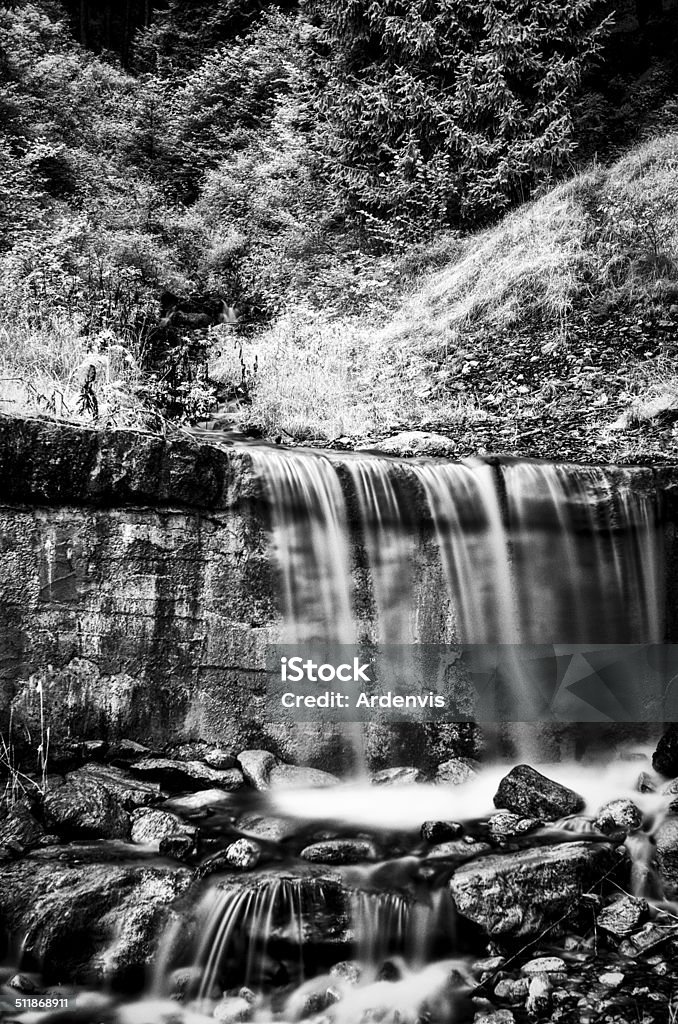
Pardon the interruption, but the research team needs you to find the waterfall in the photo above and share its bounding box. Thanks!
[249,448,663,645]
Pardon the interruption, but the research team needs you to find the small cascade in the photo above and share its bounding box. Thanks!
[249,448,662,646]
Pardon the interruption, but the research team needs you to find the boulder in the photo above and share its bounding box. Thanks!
[237,750,340,791]
[421,821,464,844]
[0,848,191,985]
[594,799,642,834]
[106,739,150,763]
[225,838,262,871]
[129,808,196,846]
[449,841,620,939]
[436,757,479,785]
[654,815,678,898]
[236,812,297,843]
[69,764,162,809]
[597,895,648,936]
[0,804,46,851]
[43,777,130,840]
[488,811,541,841]
[652,725,678,777]
[162,789,235,817]
[371,766,426,785]
[300,839,378,865]
[237,749,276,789]
[494,765,584,820]
[164,742,236,770]
[129,758,244,792]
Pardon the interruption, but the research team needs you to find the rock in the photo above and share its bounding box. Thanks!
[329,961,362,985]
[237,750,340,791]
[236,812,297,843]
[437,757,479,785]
[594,799,642,833]
[425,839,492,862]
[472,956,505,977]
[225,838,261,870]
[237,750,277,789]
[159,834,196,861]
[8,973,39,993]
[130,808,196,846]
[204,748,237,770]
[494,978,529,1002]
[129,758,244,792]
[371,766,425,785]
[82,740,107,759]
[213,996,252,1023]
[69,764,162,809]
[654,816,678,897]
[598,972,624,988]
[652,725,678,777]
[619,922,673,956]
[526,975,551,1016]
[106,739,150,763]
[488,811,541,841]
[43,777,130,839]
[162,789,235,817]
[637,772,657,793]
[0,850,190,985]
[494,765,584,820]
[300,839,378,865]
[597,895,647,936]
[449,841,619,939]
[474,1011,514,1024]
[361,431,457,458]
[521,957,566,977]
[0,804,45,851]
[421,821,464,843]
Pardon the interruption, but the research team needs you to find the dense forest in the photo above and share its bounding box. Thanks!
[2,0,678,458]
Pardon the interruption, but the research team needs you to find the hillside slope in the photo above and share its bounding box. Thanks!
[220,133,678,463]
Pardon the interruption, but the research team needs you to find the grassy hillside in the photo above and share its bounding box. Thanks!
[214,132,678,462]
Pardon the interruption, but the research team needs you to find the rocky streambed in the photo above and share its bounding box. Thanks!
[0,734,678,1022]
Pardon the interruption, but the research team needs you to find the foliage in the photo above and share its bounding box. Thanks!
[310,0,612,240]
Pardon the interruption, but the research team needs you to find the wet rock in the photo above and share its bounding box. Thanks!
[420,821,464,843]
[437,757,479,785]
[474,1011,514,1024]
[472,956,505,977]
[521,956,566,977]
[449,841,619,939]
[597,894,648,936]
[225,838,261,870]
[300,839,378,865]
[653,815,678,897]
[594,799,642,834]
[70,764,162,809]
[106,739,150,763]
[598,971,624,988]
[0,804,45,851]
[488,811,542,841]
[8,973,40,993]
[204,748,238,770]
[129,758,244,792]
[525,975,551,1016]
[0,850,191,985]
[237,750,340,791]
[212,995,252,1022]
[636,772,657,793]
[43,776,130,839]
[619,922,673,956]
[425,839,491,862]
[162,789,235,817]
[371,766,425,785]
[159,834,196,861]
[494,765,584,820]
[361,431,458,458]
[130,808,197,846]
[329,961,362,985]
[652,725,678,777]
[237,749,276,789]
[236,812,297,843]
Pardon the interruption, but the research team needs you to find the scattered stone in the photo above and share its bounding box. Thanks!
[449,841,619,939]
[237,750,340,791]
[204,748,237,770]
[597,895,647,936]
[598,972,624,988]
[473,1011,514,1024]
[421,821,464,843]
[225,838,262,871]
[361,431,458,458]
[425,839,491,862]
[472,956,505,977]
[437,757,479,785]
[129,758,244,792]
[236,812,297,843]
[526,975,551,1016]
[594,798,642,833]
[70,764,161,809]
[0,804,45,851]
[494,765,584,820]
[654,816,678,898]
[494,978,529,1002]
[106,739,150,763]
[636,772,657,793]
[521,957,566,977]
[212,995,253,1023]
[159,834,196,861]
[300,839,378,865]
[652,725,678,777]
[619,922,673,956]
[371,766,425,785]
[329,961,362,986]
[43,776,130,840]
[162,789,235,816]
[130,808,196,846]
[488,811,542,841]
[8,974,39,993]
